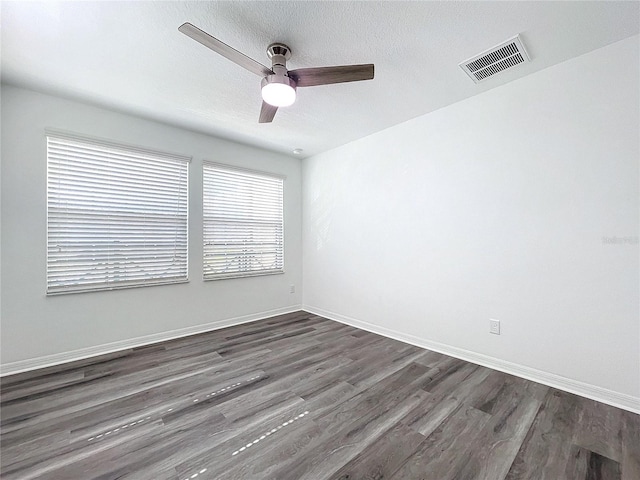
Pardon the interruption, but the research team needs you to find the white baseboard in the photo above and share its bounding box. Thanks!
[303,305,640,414]
[0,305,303,377]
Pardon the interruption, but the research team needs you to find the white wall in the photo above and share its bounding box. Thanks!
[303,36,640,406]
[1,85,302,367]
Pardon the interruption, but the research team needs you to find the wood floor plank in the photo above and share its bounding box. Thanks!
[417,356,479,396]
[0,350,133,389]
[413,349,448,368]
[312,363,432,428]
[621,409,640,480]
[388,404,492,480]
[1,310,638,480]
[565,445,622,480]
[204,417,322,479]
[504,389,583,480]
[344,347,430,390]
[263,363,435,479]
[454,386,542,480]
[399,392,457,435]
[328,423,426,480]
[173,403,316,479]
[274,389,431,480]
[572,397,623,462]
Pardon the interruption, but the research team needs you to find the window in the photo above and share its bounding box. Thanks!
[46,133,189,294]
[203,162,284,280]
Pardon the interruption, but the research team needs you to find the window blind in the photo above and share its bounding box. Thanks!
[46,134,189,294]
[203,162,284,280]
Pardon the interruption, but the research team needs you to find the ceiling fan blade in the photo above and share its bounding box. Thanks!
[288,64,374,87]
[179,23,273,77]
[259,101,278,123]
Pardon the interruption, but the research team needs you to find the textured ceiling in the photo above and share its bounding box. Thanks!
[2,1,639,158]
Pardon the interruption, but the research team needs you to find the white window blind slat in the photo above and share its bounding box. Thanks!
[47,135,189,294]
[203,162,284,281]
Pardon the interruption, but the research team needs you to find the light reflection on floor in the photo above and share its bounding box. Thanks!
[231,410,310,456]
[181,410,311,480]
[182,467,207,479]
[86,374,262,442]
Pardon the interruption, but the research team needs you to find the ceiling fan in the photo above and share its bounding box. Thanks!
[178,23,375,123]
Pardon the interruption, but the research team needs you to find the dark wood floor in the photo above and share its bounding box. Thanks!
[1,311,638,479]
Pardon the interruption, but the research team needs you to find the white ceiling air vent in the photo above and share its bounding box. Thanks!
[459,35,530,83]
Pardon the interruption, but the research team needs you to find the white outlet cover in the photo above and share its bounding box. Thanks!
[490,319,501,335]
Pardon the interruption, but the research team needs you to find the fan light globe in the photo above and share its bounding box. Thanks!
[262,83,296,107]
[261,75,297,107]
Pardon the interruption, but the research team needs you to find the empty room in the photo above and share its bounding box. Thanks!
[1,1,638,479]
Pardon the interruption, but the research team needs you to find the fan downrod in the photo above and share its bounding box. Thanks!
[267,43,292,67]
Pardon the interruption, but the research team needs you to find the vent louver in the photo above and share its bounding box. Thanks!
[459,35,530,83]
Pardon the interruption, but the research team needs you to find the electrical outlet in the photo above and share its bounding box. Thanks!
[489,319,500,335]
[290,285,295,294]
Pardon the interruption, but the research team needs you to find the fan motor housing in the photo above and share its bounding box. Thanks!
[261,73,297,90]
[267,43,292,68]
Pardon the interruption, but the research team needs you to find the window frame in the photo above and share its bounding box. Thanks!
[46,131,191,295]
[202,161,285,281]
